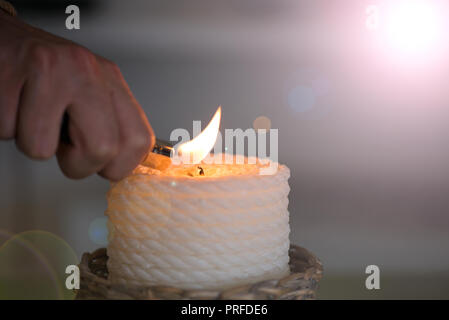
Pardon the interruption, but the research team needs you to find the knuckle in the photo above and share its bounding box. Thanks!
[106,61,122,77]
[128,126,154,155]
[26,41,55,72]
[100,58,126,85]
[87,135,118,162]
[56,157,88,180]
[104,58,118,70]
[99,168,126,182]
[68,45,92,63]
[63,44,97,76]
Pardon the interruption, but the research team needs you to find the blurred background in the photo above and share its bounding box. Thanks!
[1,0,449,299]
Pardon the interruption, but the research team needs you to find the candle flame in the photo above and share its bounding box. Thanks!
[178,106,221,164]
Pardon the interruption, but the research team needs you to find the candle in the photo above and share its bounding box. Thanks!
[105,108,291,290]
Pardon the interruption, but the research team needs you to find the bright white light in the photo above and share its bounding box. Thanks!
[384,0,442,55]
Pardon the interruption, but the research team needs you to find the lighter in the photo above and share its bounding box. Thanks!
[151,139,174,157]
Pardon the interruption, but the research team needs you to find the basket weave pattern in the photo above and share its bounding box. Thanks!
[77,244,322,300]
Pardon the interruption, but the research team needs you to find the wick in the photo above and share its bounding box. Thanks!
[198,166,204,176]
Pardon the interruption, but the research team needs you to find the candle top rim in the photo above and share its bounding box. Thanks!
[131,155,288,180]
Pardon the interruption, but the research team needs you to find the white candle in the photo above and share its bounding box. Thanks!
[105,159,291,289]
[105,107,291,290]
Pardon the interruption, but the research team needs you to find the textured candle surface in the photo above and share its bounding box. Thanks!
[106,157,291,289]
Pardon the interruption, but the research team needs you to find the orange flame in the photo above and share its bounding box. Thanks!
[178,106,221,164]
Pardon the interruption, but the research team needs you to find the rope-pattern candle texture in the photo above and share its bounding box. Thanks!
[106,160,291,290]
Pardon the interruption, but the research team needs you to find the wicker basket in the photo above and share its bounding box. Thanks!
[76,244,322,300]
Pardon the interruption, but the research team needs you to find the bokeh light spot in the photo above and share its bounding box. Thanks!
[0,230,78,300]
[288,85,317,112]
[253,116,272,131]
[88,217,108,246]
[0,229,14,247]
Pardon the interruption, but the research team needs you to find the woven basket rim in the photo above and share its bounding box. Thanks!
[77,244,322,300]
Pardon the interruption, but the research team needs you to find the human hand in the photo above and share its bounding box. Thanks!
[0,11,154,181]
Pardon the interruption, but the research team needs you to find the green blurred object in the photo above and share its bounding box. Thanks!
[0,230,79,300]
